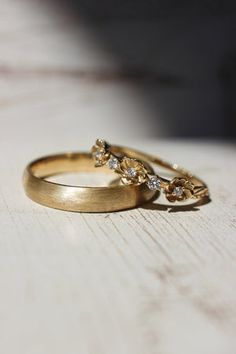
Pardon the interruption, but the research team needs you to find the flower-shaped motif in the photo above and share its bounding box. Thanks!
[91,139,110,167]
[146,175,161,190]
[164,177,194,202]
[119,157,147,185]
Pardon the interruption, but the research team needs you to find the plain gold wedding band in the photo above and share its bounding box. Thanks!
[23,152,158,212]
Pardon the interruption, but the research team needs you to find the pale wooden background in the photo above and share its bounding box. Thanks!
[1,0,236,139]
[1,1,236,353]
[1,137,236,354]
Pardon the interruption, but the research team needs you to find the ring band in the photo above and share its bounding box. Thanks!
[92,139,209,203]
[23,152,158,212]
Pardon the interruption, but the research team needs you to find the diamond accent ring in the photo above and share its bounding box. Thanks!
[91,139,209,203]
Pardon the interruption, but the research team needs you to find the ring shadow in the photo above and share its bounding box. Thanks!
[141,196,211,213]
[109,177,211,213]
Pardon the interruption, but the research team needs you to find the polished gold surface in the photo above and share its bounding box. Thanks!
[92,139,209,203]
[23,152,158,212]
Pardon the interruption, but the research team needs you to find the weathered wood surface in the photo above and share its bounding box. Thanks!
[1,0,236,138]
[1,1,236,353]
[1,136,236,354]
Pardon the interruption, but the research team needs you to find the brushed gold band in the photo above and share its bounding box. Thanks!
[92,139,209,203]
[23,152,158,212]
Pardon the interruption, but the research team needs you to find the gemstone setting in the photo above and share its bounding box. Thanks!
[94,151,103,160]
[146,176,161,190]
[127,167,137,178]
[173,186,183,197]
[108,156,119,170]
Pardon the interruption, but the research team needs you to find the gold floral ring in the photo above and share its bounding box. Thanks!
[91,139,209,203]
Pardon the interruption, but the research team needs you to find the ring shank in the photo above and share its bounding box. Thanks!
[23,152,158,212]
[111,145,209,198]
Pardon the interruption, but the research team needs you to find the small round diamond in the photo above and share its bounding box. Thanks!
[147,176,161,190]
[173,186,183,197]
[108,157,119,170]
[127,167,137,178]
[94,151,103,160]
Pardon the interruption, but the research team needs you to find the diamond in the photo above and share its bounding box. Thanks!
[94,151,103,160]
[146,176,161,190]
[108,156,119,170]
[173,186,183,197]
[127,167,137,178]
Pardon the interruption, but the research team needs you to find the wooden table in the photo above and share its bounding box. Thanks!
[1,135,236,354]
[1,1,236,352]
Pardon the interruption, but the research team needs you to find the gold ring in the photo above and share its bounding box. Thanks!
[92,139,209,203]
[23,152,158,212]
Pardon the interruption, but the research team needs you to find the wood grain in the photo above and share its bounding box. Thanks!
[0,1,236,353]
[1,0,235,138]
[1,136,236,354]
